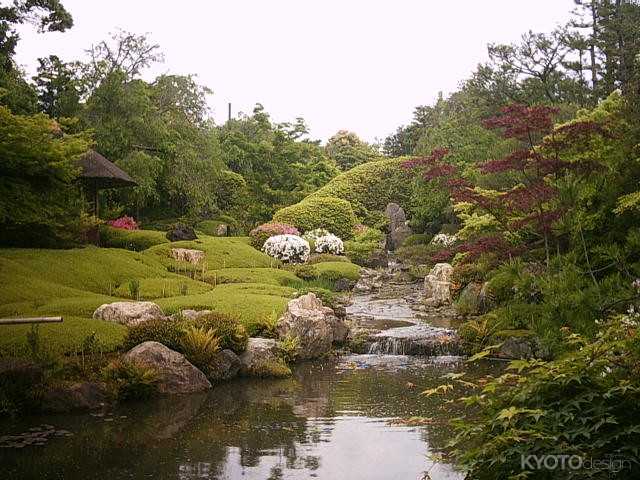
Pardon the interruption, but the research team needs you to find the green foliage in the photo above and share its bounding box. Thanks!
[306,157,414,219]
[127,279,140,300]
[100,226,169,251]
[179,325,221,373]
[122,318,185,352]
[445,317,640,479]
[325,130,380,170]
[195,312,249,354]
[344,226,385,266]
[0,106,90,246]
[273,196,357,239]
[103,359,158,401]
[307,253,351,264]
[204,267,298,287]
[401,234,432,247]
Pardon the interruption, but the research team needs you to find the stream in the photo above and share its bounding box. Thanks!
[0,269,501,480]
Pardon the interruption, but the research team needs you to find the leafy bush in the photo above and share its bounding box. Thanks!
[302,228,331,242]
[402,234,432,247]
[315,233,344,255]
[262,234,310,263]
[344,226,385,266]
[103,359,158,401]
[179,325,221,373]
[294,261,361,283]
[442,316,640,479]
[273,196,357,239]
[249,222,299,249]
[195,312,249,354]
[107,216,139,230]
[122,318,186,352]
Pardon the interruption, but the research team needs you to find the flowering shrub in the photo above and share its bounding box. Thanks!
[262,234,310,263]
[249,222,299,248]
[315,233,344,255]
[107,216,138,230]
[302,228,331,242]
[431,233,457,247]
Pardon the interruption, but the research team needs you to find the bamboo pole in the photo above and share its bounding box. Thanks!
[0,317,63,325]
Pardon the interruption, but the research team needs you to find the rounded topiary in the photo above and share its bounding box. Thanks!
[315,233,344,255]
[273,196,357,239]
[262,234,310,263]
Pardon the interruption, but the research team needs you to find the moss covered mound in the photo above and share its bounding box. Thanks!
[100,226,169,251]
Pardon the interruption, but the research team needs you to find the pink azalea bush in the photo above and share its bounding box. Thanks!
[249,222,299,248]
[107,216,139,230]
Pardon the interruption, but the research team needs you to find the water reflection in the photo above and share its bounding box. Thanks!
[0,355,498,480]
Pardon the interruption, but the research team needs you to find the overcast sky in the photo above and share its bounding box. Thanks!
[14,0,574,143]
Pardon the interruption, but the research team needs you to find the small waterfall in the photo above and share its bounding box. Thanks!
[366,334,462,356]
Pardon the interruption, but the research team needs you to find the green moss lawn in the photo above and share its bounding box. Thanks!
[0,234,360,357]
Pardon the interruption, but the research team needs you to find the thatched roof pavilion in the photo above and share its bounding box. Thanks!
[78,150,137,216]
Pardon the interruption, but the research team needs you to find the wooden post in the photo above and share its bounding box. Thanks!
[0,317,63,325]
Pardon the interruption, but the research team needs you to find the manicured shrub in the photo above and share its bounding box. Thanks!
[402,234,432,247]
[305,157,415,218]
[249,222,299,249]
[122,318,186,352]
[262,234,310,263]
[107,216,138,230]
[315,233,344,255]
[273,196,357,239]
[100,226,168,251]
[307,253,350,265]
[103,359,158,401]
[195,312,248,354]
[344,226,386,266]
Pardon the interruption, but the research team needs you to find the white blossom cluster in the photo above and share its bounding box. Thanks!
[315,233,344,255]
[262,234,310,263]
[302,228,331,242]
[431,233,458,247]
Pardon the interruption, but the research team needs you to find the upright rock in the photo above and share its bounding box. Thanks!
[170,248,205,265]
[215,224,229,237]
[424,263,454,307]
[93,301,164,326]
[385,202,412,250]
[123,341,211,394]
[276,293,349,360]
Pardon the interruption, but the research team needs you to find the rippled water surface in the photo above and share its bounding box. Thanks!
[0,355,498,480]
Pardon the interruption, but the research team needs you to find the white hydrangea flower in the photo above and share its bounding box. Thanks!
[262,234,310,263]
[315,233,344,255]
[431,233,458,247]
[302,228,331,242]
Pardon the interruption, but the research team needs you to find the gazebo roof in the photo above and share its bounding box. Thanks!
[79,150,137,189]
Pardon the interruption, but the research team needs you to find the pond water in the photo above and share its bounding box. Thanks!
[0,355,498,480]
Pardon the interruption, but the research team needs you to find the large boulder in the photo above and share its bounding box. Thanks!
[206,349,241,383]
[276,293,349,360]
[424,263,454,307]
[385,202,412,250]
[93,301,164,326]
[170,248,205,265]
[123,341,211,394]
[166,224,197,242]
[239,338,291,378]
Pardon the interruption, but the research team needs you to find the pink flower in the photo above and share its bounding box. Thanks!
[107,216,139,230]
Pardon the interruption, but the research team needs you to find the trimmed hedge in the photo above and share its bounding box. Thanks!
[306,157,414,218]
[100,226,168,251]
[273,196,357,239]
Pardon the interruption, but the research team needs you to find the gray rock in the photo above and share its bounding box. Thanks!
[41,382,109,412]
[123,341,211,394]
[93,301,164,326]
[496,335,549,360]
[424,263,453,307]
[456,282,483,316]
[239,338,290,377]
[170,248,205,265]
[179,309,213,322]
[276,293,349,360]
[215,224,228,237]
[206,349,241,383]
[166,224,197,242]
[385,202,412,250]
[334,278,354,292]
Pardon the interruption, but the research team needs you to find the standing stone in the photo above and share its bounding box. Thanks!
[385,203,412,250]
[276,293,349,360]
[215,224,229,237]
[93,301,164,326]
[123,341,211,394]
[166,224,197,242]
[424,263,454,307]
